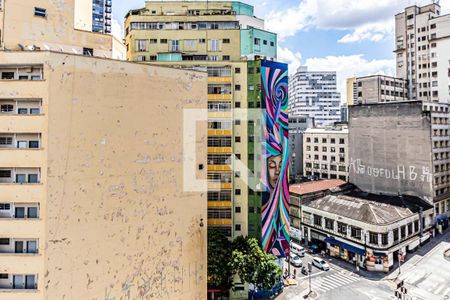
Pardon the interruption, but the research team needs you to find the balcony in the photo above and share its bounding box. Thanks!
[207,147,232,154]
[208,94,233,101]
[0,239,38,255]
[208,77,232,84]
[0,169,41,185]
[207,201,232,208]
[0,274,38,292]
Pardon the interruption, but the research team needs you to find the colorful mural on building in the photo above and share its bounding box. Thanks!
[260,60,290,258]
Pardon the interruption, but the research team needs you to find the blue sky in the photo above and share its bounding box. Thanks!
[112,0,450,99]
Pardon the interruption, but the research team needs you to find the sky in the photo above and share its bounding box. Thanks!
[112,0,450,101]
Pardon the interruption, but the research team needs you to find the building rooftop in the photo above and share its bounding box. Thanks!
[289,179,346,196]
[304,190,433,225]
[304,126,348,134]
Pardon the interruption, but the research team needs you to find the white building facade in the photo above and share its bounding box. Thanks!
[289,66,341,126]
[303,126,349,181]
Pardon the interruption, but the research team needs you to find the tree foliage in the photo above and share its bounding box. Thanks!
[231,237,282,290]
[207,230,233,290]
[208,232,282,291]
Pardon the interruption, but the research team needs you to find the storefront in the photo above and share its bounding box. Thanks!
[366,250,390,272]
[324,237,366,268]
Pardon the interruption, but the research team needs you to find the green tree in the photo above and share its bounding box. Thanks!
[207,230,233,290]
[231,237,282,290]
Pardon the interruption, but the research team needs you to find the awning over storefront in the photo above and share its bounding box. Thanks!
[324,237,365,256]
[373,252,387,257]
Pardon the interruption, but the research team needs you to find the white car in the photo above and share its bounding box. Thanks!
[312,257,330,271]
[291,243,306,257]
[289,253,303,267]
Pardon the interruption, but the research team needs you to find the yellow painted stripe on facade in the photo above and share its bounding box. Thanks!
[208,219,232,225]
[207,201,232,207]
[207,129,233,136]
[207,183,233,190]
[207,165,233,171]
[208,77,232,84]
[207,147,232,153]
[208,94,233,101]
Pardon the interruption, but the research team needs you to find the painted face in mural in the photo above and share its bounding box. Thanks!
[267,154,282,190]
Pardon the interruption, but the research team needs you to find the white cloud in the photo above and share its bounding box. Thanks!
[277,46,302,75]
[304,55,396,102]
[111,18,124,41]
[266,0,450,43]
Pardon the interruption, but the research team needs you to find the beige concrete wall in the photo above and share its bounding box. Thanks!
[74,0,93,31]
[0,0,116,58]
[0,51,207,299]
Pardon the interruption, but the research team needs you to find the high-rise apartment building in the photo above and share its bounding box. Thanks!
[395,3,450,103]
[349,101,450,222]
[92,0,112,33]
[124,1,288,246]
[289,116,315,179]
[303,125,349,181]
[348,75,409,105]
[290,66,341,127]
[0,1,207,299]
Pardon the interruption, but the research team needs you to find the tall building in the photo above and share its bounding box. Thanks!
[350,75,409,105]
[290,66,341,127]
[125,1,289,249]
[0,1,207,299]
[92,0,112,33]
[289,116,315,179]
[303,125,349,181]
[395,3,450,103]
[349,101,450,222]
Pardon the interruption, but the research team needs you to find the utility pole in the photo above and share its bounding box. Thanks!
[308,263,312,294]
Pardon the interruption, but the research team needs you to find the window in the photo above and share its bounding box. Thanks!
[339,138,345,144]
[0,238,10,245]
[254,38,260,45]
[18,108,28,114]
[330,138,335,144]
[16,174,27,183]
[1,104,13,112]
[325,218,334,230]
[270,41,274,46]
[0,137,12,145]
[34,7,47,17]
[235,136,241,143]
[322,138,327,143]
[83,48,94,56]
[170,40,180,52]
[235,85,241,91]
[351,226,362,239]
[369,232,378,244]
[160,39,167,44]
[210,55,219,61]
[223,38,230,43]
[30,108,40,115]
[149,39,157,44]
[235,189,241,195]
[17,141,27,149]
[381,233,388,245]
[313,215,322,226]
[222,55,230,61]
[0,274,8,279]
[235,102,240,108]
[28,207,38,218]
[0,203,11,210]
[210,39,219,51]
[263,40,267,45]
[235,224,241,231]
[1,72,14,80]
[235,119,241,125]
[235,68,241,74]
[393,228,399,242]
[337,222,347,234]
[0,170,11,178]
[199,38,206,44]
[29,141,39,149]
[28,174,38,183]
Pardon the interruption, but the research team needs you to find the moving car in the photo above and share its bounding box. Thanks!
[312,257,330,271]
[289,253,303,267]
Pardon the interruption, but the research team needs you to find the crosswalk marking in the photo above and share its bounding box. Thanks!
[309,272,360,294]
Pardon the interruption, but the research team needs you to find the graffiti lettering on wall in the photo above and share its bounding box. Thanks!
[349,158,432,183]
[261,60,290,258]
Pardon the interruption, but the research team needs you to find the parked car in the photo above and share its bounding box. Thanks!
[289,253,303,267]
[291,242,306,257]
[249,280,284,299]
[312,257,330,271]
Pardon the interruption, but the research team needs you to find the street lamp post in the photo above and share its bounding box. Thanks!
[308,262,312,294]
